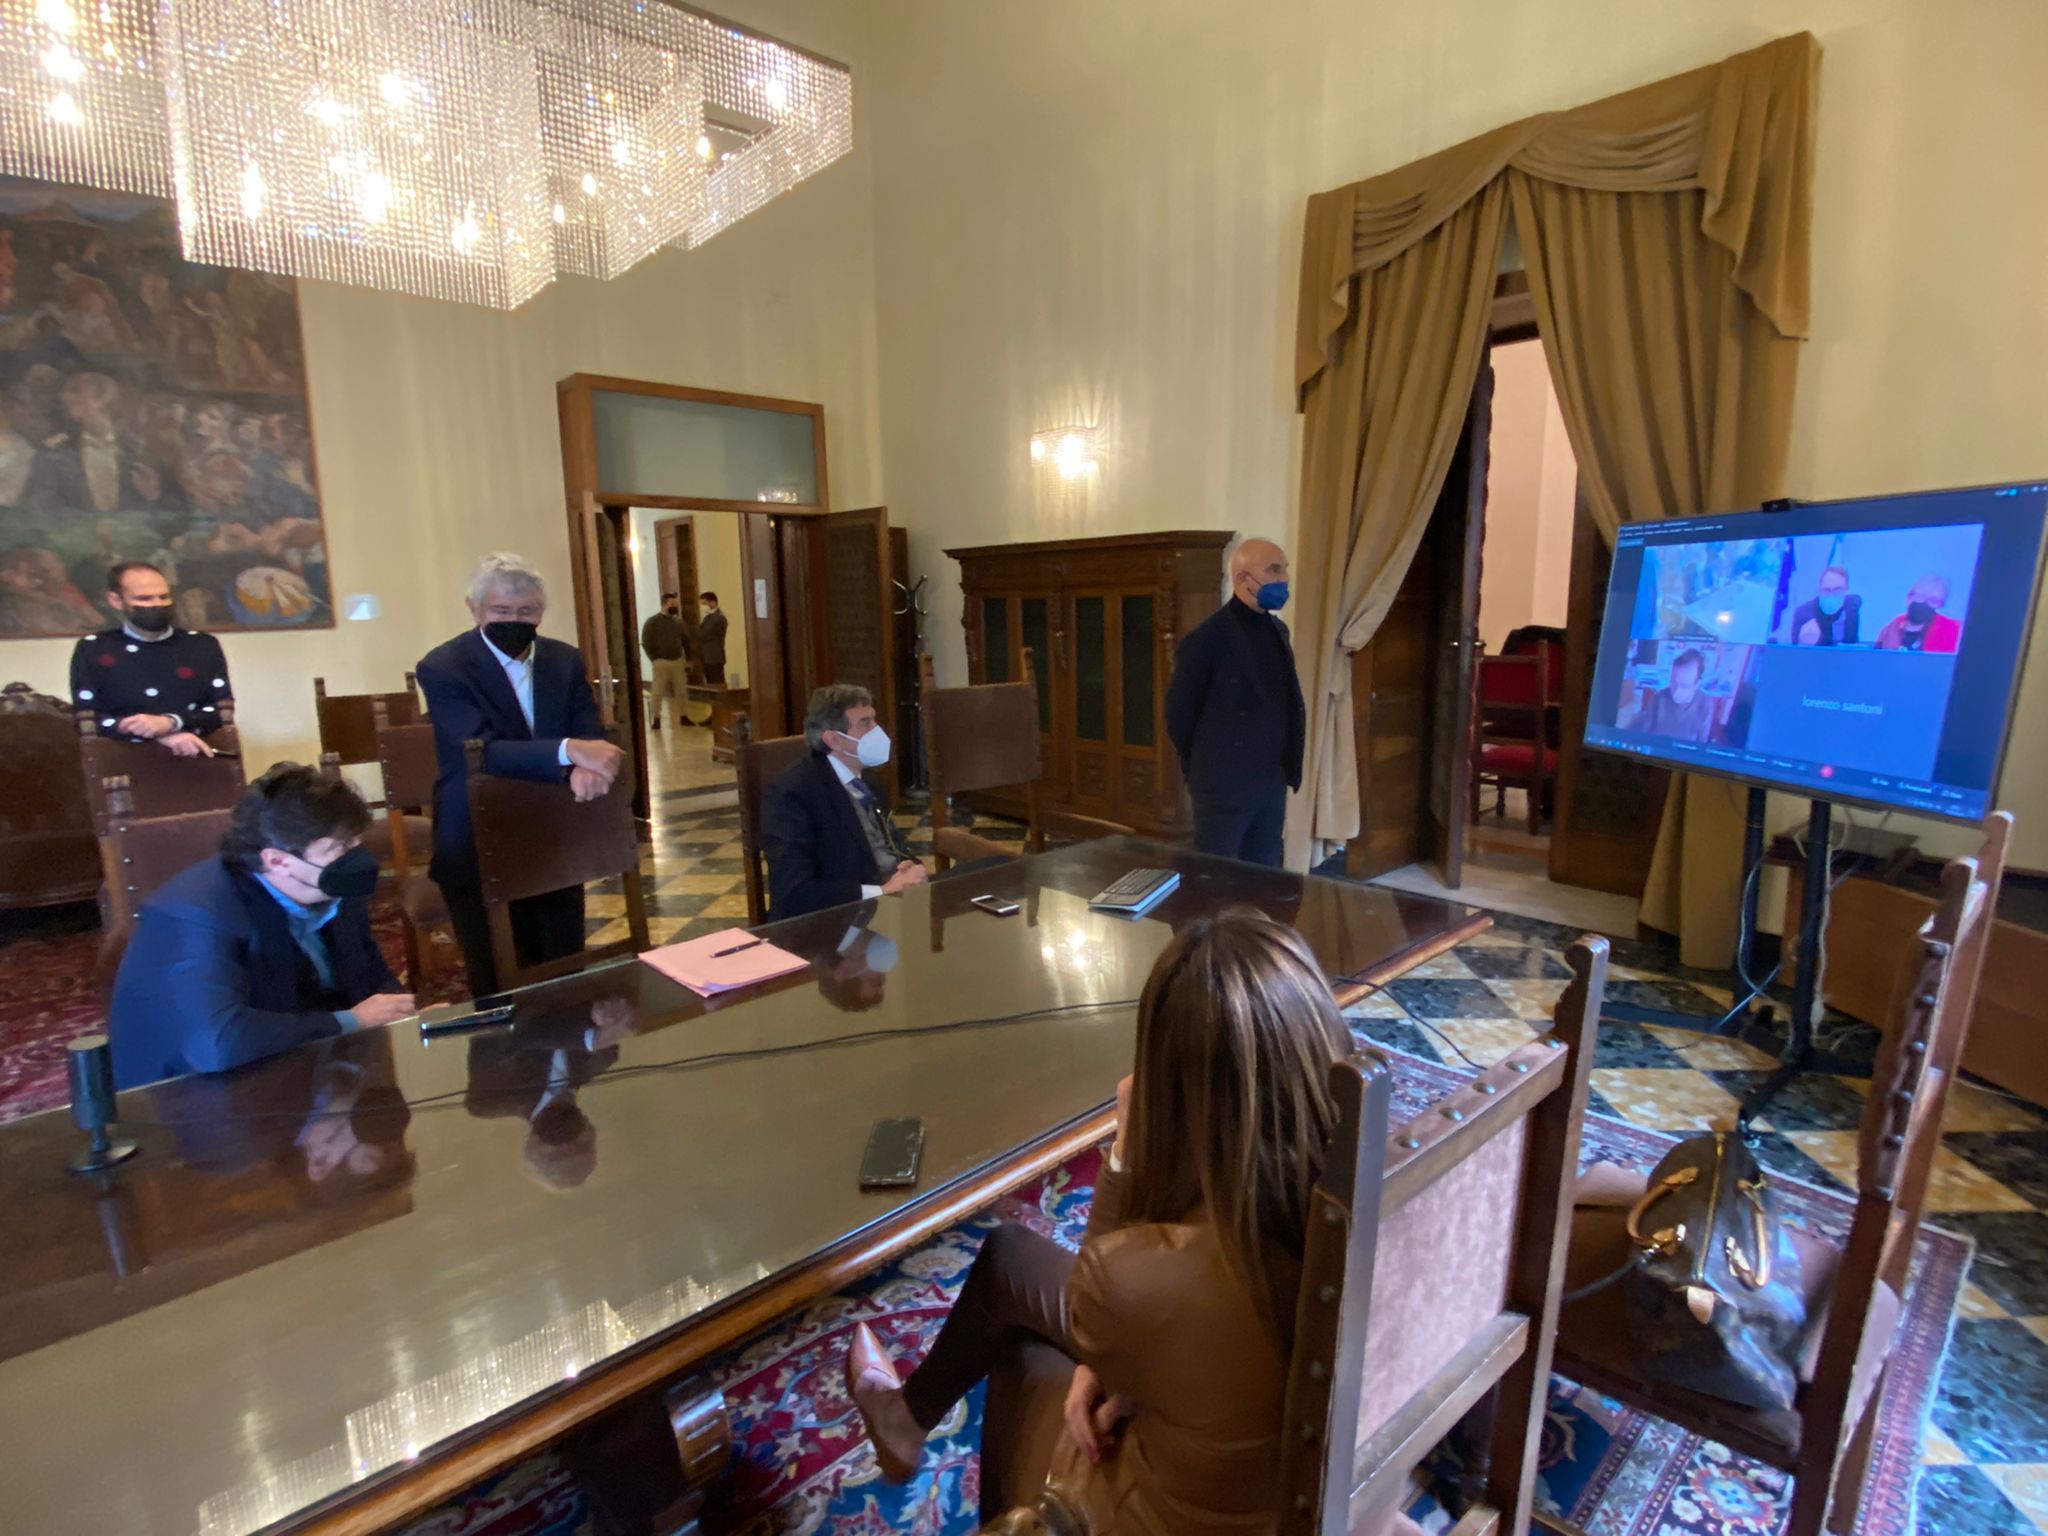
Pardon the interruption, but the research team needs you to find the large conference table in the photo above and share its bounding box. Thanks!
[0,837,1483,1536]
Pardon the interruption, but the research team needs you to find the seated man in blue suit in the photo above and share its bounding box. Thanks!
[417,552,626,995]
[762,683,929,920]
[109,764,416,1089]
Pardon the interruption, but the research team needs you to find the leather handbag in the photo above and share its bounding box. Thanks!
[1621,1131,1809,1410]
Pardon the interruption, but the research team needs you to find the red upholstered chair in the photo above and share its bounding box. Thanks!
[315,675,431,867]
[1469,640,1561,833]
[374,704,458,996]
[735,719,811,926]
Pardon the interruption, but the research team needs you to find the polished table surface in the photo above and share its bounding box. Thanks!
[0,838,1481,1536]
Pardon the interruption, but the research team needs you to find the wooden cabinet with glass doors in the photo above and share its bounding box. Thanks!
[945,531,1230,841]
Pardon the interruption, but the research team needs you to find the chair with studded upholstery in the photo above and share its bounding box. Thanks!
[982,936,1610,1536]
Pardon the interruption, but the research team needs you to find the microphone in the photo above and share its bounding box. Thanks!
[66,1034,138,1175]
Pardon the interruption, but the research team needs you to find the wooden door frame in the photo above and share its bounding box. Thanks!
[559,374,835,788]
[652,515,701,631]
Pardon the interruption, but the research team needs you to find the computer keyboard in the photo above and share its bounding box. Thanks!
[1089,868,1181,915]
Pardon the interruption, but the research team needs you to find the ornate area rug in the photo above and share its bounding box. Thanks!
[394,1047,1965,1536]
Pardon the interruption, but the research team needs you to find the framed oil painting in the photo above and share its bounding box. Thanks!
[0,174,331,638]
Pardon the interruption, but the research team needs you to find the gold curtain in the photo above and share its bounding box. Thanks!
[1288,32,1817,966]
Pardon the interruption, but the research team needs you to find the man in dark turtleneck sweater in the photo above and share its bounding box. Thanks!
[1164,538,1306,867]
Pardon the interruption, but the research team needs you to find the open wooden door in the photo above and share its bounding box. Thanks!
[1423,362,1493,887]
[577,495,650,823]
[803,506,896,796]
[1549,496,1668,893]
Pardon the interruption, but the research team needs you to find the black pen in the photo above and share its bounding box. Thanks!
[710,937,765,958]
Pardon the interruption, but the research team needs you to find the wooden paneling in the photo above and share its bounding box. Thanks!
[1347,547,1434,879]
[948,531,1230,841]
[1550,498,1668,893]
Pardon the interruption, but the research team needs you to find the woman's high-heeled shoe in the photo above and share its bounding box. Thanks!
[844,1321,923,1482]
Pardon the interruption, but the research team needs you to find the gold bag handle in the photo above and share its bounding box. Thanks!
[1624,1164,1697,1256]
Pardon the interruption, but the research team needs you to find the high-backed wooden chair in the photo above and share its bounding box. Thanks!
[80,722,247,834]
[315,673,421,769]
[735,718,810,926]
[375,704,456,994]
[312,675,429,860]
[94,807,236,987]
[0,685,99,910]
[985,937,1610,1536]
[921,648,1131,872]
[464,738,648,989]
[1469,640,1560,833]
[1551,812,2011,1536]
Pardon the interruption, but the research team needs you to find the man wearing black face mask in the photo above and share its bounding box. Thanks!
[416,552,623,994]
[108,764,415,1089]
[69,560,234,757]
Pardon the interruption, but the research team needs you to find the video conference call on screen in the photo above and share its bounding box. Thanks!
[1584,481,2048,822]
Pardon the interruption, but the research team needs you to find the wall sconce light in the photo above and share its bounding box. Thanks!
[755,488,801,503]
[1029,425,1101,484]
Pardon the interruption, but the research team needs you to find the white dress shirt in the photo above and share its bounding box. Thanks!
[481,630,573,767]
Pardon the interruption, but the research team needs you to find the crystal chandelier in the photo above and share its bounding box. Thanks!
[0,0,168,196]
[0,0,852,309]
[159,0,556,310]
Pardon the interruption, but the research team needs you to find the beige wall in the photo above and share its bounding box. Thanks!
[2,0,879,775]
[1478,338,1576,654]
[866,0,2048,866]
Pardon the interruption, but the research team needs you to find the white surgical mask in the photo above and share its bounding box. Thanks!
[854,725,892,769]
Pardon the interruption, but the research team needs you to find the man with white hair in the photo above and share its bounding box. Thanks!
[1163,537,1306,866]
[417,552,626,994]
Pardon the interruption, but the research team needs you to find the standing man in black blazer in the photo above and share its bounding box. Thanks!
[762,682,929,920]
[697,590,729,686]
[416,553,626,994]
[1165,538,1306,867]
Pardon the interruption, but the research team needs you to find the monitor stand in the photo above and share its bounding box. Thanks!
[1600,786,1832,1136]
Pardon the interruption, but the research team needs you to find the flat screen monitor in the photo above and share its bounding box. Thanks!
[1584,481,2048,822]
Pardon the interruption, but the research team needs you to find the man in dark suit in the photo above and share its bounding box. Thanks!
[697,589,729,685]
[109,764,415,1089]
[762,683,929,920]
[416,552,626,994]
[1164,538,1306,867]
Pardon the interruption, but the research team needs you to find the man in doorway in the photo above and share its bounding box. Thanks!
[1164,537,1305,867]
[761,682,927,919]
[641,592,688,730]
[416,552,626,995]
[1792,565,1861,645]
[697,589,729,687]
[71,560,234,755]
[1622,648,1717,742]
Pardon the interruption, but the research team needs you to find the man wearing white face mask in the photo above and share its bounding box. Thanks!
[762,683,929,919]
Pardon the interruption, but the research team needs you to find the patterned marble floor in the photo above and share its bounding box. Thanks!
[620,794,2048,1535]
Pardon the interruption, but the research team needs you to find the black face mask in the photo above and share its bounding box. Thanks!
[126,604,173,634]
[307,845,380,901]
[484,620,538,656]
[1906,600,1936,626]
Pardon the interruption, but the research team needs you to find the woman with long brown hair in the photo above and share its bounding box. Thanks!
[845,907,1372,1532]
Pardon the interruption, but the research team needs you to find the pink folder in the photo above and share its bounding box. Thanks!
[640,928,811,997]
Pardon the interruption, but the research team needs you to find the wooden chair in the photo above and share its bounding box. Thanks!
[315,676,430,864]
[80,722,247,834]
[735,718,810,926]
[0,684,99,910]
[464,738,648,989]
[94,807,236,987]
[1550,811,2011,1536]
[374,703,457,995]
[1469,639,1560,833]
[921,648,1131,872]
[314,674,422,772]
[985,936,1611,1536]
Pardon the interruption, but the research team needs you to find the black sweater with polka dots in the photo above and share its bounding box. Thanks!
[70,627,234,738]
